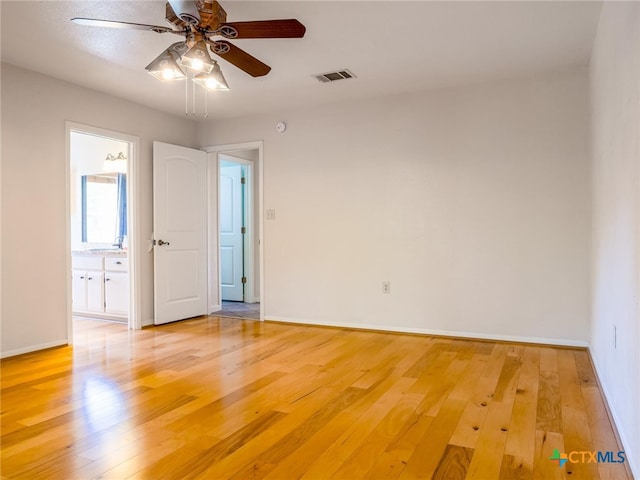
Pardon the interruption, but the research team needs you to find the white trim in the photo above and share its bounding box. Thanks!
[210,304,222,314]
[264,315,590,348]
[207,151,219,313]
[1,340,68,359]
[65,122,142,334]
[203,142,264,155]
[64,124,73,344]
[71,312,128,323]
[589,349,638,478]
[205,142,264,321]
[129,137,142,330]
[244,161,255,304]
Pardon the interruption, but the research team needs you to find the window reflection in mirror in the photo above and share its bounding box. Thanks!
[81,173,127,245]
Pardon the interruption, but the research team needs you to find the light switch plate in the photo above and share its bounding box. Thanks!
[266,209,276,220]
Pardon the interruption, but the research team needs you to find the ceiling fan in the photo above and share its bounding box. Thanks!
[71,0,306,89]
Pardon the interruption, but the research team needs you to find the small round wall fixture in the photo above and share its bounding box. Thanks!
[275,121,287,133]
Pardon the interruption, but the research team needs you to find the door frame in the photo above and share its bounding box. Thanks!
[65,122,142,337]
[205,141,264,321]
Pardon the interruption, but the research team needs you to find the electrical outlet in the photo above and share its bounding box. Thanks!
[382,281,390,294]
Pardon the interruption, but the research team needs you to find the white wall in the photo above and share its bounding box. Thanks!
[198,68,590,345]
[70,132,129,176]
[589,2,640,475]
[1,63,196,356]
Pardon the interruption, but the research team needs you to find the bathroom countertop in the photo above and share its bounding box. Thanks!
[72,249,128,257]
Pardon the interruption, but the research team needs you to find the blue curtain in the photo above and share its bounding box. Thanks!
[116,173,127,240]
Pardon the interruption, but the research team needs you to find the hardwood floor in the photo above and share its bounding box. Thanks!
[1,317,632,479]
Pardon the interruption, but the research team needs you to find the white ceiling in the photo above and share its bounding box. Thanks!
[1,1,603,121]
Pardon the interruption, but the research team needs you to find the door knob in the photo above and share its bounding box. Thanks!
[157,239,170,246]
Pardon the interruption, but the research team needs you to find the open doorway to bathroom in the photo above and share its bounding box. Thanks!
[67,123,140,335]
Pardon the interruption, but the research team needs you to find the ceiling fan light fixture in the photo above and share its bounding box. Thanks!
[71,1,306,115]
[180,41,214,73]
[145,43,186,81]
[193,61,230,91]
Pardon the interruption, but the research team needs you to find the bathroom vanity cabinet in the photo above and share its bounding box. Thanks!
[72,253,128,322]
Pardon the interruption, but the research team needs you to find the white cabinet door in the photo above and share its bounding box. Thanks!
[86,271,104,313]
[72,270,88,311]
[105,272,128,316]
[72,255,128,319]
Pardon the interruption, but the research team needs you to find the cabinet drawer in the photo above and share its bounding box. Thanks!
[72,256,103,270]
[105,256,128,272]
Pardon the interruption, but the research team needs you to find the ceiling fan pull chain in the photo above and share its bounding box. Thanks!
[185,70,189,116]
[204,88,209,118]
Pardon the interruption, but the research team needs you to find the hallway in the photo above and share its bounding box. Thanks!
[214,301,260,320]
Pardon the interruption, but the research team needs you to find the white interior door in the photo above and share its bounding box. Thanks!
[220,163,244,301]
[153,142,208,325]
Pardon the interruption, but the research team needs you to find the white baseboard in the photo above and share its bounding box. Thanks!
[588,349,638,478]
[210,304,222,313]
[1,339,69,359]
[264,315,589,348]
[73,311,127,322]
[73,313,126,323]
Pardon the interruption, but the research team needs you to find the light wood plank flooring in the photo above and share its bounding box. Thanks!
[1,317,632,479]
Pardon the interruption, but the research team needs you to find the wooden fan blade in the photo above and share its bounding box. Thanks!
[218,19,306,39]
[71,17,178,34]
[197,0,227,30]
[208,40,271,77]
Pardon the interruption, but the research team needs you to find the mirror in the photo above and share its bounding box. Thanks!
[81,173,127,245]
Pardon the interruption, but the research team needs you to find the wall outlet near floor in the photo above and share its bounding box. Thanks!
[382,281,390,294]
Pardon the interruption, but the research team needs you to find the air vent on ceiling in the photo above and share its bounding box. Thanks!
[313,69,356,83]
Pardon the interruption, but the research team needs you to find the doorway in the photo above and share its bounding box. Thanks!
[206,143,263,321]
[66,123,141,336]
[219,154,257,319]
